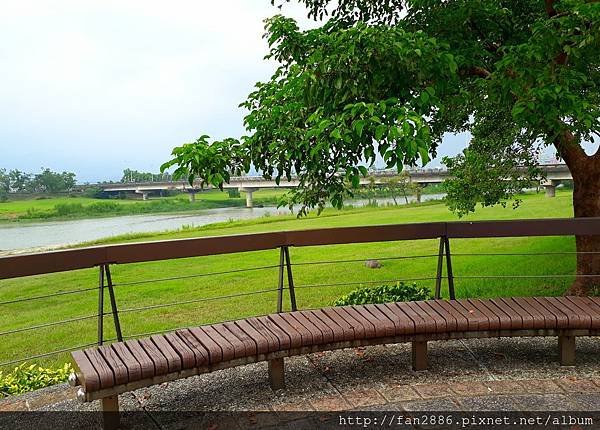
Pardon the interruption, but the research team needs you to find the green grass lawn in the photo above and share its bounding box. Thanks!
[0,190,577,369]
[0,189,285,221]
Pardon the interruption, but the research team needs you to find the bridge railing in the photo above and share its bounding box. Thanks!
[0,217,598,368]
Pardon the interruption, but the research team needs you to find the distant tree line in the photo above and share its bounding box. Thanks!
[0,168,76,200]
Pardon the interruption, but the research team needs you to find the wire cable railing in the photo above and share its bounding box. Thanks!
[1,217,599,369]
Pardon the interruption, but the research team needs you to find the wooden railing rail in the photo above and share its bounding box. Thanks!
[2,217,600,280]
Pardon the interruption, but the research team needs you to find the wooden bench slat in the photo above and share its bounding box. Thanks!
[187,327,222,364]
[424,301,458,332]
[354,305,394,337]
[435,300,470,331]
[137,338,169,376]
[164,332,196,370]
[453,299,491,331]
[363,304,397,337]
[267,314,303,349]
[209,324,247,359]
[244,318,282,352]
[466,299,502,331]
[319,308,355,341]
[110,343,143,383]
[222,322,258,356]
[533,298,570,329]
[566,297,600,329]
[284,312,320,345]
[85,349,115,389]
[330,307,367,339]
[474,299,514,330]
[71,350,101,392]
[375,303,415,336]
[445,301,481,331]
[235,320,271,355]
[413,301,448,332]
[395,301,435,333]
[254,316,293,350]
[547,297,590,329]
[175,329,210,367]
[490,298,524,330]
[298,311,335,344]
[522,297,558,329]
[498,298,534,329]
[150,335,182,373]
[510,297,548,329]
[306,309,345,343]
[201,326,237,361]
[338,306,376,338]
[98,345,129,386]
[123,340,156,379]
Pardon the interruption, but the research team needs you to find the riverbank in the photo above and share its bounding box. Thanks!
[0,190,576,370]
[0,190,283,222]
[0,184,447,223]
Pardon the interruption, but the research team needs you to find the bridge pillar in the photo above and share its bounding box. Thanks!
[135,190,149,201]
[415,183,424,203]
[239,187,259,208]
[542,180,559,198]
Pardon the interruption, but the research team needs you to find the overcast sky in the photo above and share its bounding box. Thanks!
[0,0,473,183]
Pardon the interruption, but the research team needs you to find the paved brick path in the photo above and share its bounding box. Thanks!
[2,337,600,427]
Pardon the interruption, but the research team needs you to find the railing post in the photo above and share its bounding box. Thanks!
[283,246,297,311]
[434,237,445,299]
[97,265,105,345]
[277,247,285,313]
[444,236,456,300]
[104,264,123,342]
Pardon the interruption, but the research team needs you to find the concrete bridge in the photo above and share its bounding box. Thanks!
[99,164,572,207]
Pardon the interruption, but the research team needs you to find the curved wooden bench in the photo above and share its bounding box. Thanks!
[70,296,600,428]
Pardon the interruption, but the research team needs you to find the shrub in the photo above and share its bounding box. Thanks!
[333,282,431,306]
[0,363,72,397]
[54,203,84,216]
[0,190,7,202]
[227,189,241,198]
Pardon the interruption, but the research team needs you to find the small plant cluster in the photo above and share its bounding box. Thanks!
[333,282,431,306]
[0,363,72,398]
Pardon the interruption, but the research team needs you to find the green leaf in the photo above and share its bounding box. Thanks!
[353,120,366,137]
[375,125,387,140]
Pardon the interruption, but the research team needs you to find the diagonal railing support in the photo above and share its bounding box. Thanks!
[277,246,297,312]
[97,264,123,344]
[104,265,123,342]
[434,237,445,299]
[434,236,455,300]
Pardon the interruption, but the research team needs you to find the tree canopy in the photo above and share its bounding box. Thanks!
[162,0,600,216]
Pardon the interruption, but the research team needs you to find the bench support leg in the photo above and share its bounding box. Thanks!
[101,395,120,430]
[558,335,576,366]
[268,357,285,390]
[412,341,428,371]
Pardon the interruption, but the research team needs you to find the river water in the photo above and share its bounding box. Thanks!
[0,194,444,253]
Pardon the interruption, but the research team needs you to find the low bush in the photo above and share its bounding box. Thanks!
[333,282,431,306]
[0,363,72,397]
[227,189,241,198]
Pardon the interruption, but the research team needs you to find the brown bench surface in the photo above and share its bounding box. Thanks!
[71,297,600,394]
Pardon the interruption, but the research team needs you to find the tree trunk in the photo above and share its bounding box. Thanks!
[554,130,600,296]
[566,171,600,295]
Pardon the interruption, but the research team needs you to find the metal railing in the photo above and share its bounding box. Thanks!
[1,217,599,368]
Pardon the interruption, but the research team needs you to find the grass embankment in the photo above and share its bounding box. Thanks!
[0,191,576,369]
[0,190,284,222]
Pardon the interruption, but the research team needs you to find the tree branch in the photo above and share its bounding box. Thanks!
[554,129,588,172]
[467,66,492,79]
